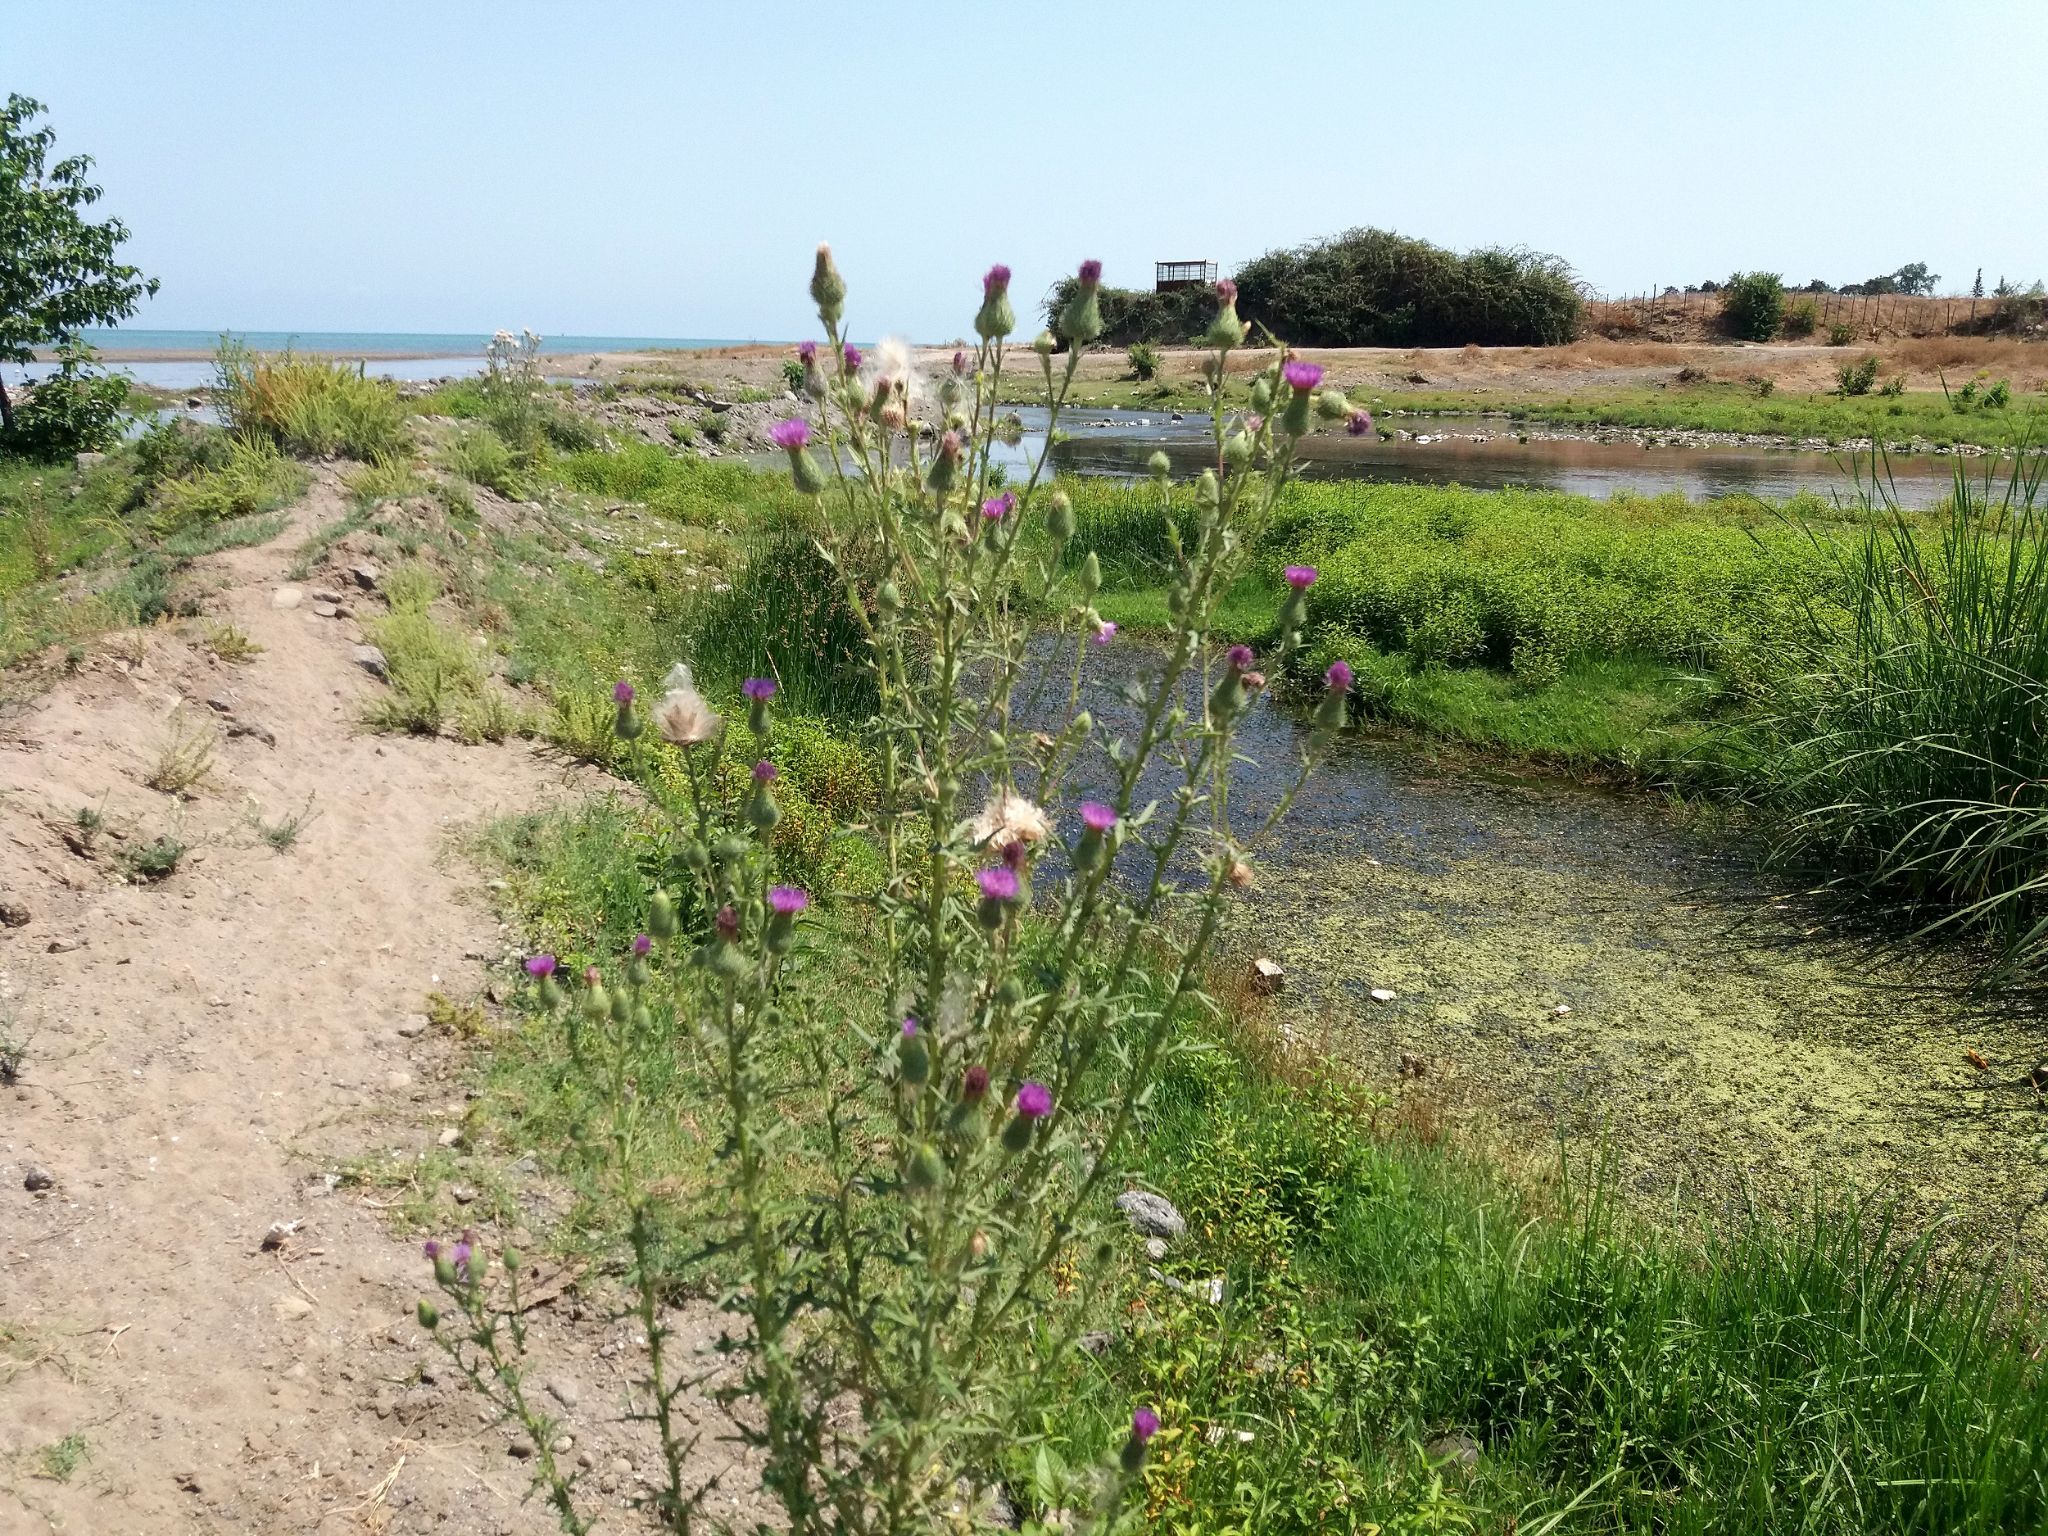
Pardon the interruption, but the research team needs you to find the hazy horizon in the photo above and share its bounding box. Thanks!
[13,0,2048,341]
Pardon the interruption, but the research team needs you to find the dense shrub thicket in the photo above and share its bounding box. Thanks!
[1043,229,1583,348]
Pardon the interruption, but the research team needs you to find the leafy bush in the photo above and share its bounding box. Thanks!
[1,342,130,460]
[1125,341,1160,381]
[1835,355,1879,396]
[1781,299,1818,338]
[1827,322,1856,346]
[438,423,523,495]
[1720,271,1785,341]
[1039,280,1218,347]
[1229,228,1583,347]
[212,339,408,460]
[779,358,806,392]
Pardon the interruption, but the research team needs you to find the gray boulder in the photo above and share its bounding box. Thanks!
[1115,1190,1185,1240]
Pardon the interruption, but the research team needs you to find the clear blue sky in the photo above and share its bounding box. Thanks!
[13,0,2046,341]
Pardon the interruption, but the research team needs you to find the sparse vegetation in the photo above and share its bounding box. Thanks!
[212,338,409,460]
[143,707,215,795]
[257,794,318,851]
[36,1431,89,1482]
[199,619,262,661]
[122,829,184,881]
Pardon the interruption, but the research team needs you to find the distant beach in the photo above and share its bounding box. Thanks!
[52,328,765,363]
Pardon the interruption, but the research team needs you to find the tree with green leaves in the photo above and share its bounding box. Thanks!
[0,93,157,444]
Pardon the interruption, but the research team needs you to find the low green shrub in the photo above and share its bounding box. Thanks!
[1720,271,1785,341]
[1126,341,1160,381]
[2,342,131,460]
[213,339,408,460]
[1836,355,1879,396]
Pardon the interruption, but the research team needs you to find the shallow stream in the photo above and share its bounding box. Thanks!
[1026,639,2047,1269]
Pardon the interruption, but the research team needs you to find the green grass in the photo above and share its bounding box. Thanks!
[213,342,410,460]
[37,1431,89,1482]
[1384,381,2048,451]
[463,782,2048,1535]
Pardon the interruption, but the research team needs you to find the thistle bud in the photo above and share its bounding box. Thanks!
[632,1003,653,1033]
[996,976,1025,1008]
[1047,489,1075,542]
[417,1298,440,1329]
[611,679,640,740]
[1204,278,1244,350]
[1032,330,1058,358]
[1316,387,1351,422]
[433,1254,457,1287]
[809,243,846,327]
[907,1141,945,1191]
[1146,450,1171,482]
[927,430,963,494]
[975,263,1016,340]
[798,340,827,400]
[501,1246,521,1272]
[1250,377,1273,415]
[1223,432,1252,469]
[877,580,903,614]
[581,977,610,1022]
[680,841,710,873]
[649,888,678,938]
[1081,552,1101,595]
[897,1017,930,1086]
[1058,260,1104,347]
[610,987,630,1024]
[1196,469,1218,506]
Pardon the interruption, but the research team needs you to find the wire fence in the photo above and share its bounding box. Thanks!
[1585,288,2007,340]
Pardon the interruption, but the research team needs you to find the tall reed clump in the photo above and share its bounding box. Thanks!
[419,254,1357,1533]
[212,337,408,460]
[1725,448,2048,978]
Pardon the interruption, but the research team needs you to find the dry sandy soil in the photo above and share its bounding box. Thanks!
[0,477,766,1533]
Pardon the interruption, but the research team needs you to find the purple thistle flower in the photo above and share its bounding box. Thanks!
[1326,659,1355,692]
[901,1016,918,1038]
[423,1238,442,1259]
[1347,407,1375,437]
[1016,1081,1053,1118]
[1283,565,1318,591]
[584,965,602,987]
[613,679,635,704]
[768,885,810,916]
[742,676,778,701]
[952,348,969,376]
[963,1063,990,1100]
[1092,620,1117,646]
[1215,279,1237,304]
[769,418,810,451]
[525,954,557,977]
[1283,360,1323,392]
[715,904,740,941]
[451,1240,473,1269]
[752,759,778,784]
[981,492,1013,522]
[632,933,652,955]
[977,866,1020,902]
[1079,801,1117,833]
[843,343,863,371]
[984,263,1012,296]
[1226,644,1256,672]
[798,339,816,364]
[1132,1407,1160,1442]
[1077,259,1103,288]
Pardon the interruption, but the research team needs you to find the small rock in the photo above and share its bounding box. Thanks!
[1203,1276,1226,1304]
[1249,957,1284,995]
[1425,1431,1481,1471]
[23,1165,55,1192]
[610,1457,633,1477]
[1077,1330,1114,1357]
[349,561,381,591]
[577,1449,596,1470]
[451,1185,477,1205]
[45,936,81,954]
[206,694,235,714]
[226,721,277,747]
[74,450,107,472]
[272,587,304,610]
[310,601,339,619]
[1143,1237,1168,1262]
[1551,1003,1574,1018]
[274,1296,315,1321]
[1369,987,1397,1003]
[385,1071,413,1091]
[352,645,389,681]
[311,588,344,604]
[395,1014,429,1038]
[546,1378,580,1409]
[437,1127,461,1147]
[1398,1051,1427,1079]
[1115,1189,1186,1240]
[0,899,30,928]
[260,1219,299,1250]
[510,1154,539,1177]
[551,1435,573,1454]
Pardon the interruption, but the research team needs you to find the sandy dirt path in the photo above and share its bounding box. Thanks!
[0,478,757,1533]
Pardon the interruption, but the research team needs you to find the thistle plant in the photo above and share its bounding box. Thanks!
[433,250,1353,1533]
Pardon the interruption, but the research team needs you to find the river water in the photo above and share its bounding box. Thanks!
[1015,636,2045,1274]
